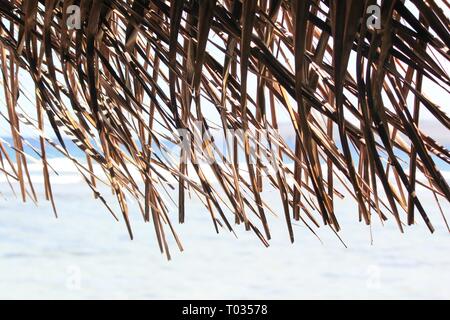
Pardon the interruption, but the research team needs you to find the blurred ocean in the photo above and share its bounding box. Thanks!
[0,157,449,300]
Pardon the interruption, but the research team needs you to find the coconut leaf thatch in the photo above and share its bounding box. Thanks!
[0,0,449,258]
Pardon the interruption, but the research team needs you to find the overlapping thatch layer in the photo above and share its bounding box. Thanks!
[0,0,449,258]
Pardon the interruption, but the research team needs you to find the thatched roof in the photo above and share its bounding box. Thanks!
[0,0,449,258]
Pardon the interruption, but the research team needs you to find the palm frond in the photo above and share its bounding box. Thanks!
[0,0,449,258]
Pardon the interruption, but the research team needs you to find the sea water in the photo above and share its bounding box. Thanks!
[0,158,448,299]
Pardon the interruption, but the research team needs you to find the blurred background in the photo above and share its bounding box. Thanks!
[0,159,448,300]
